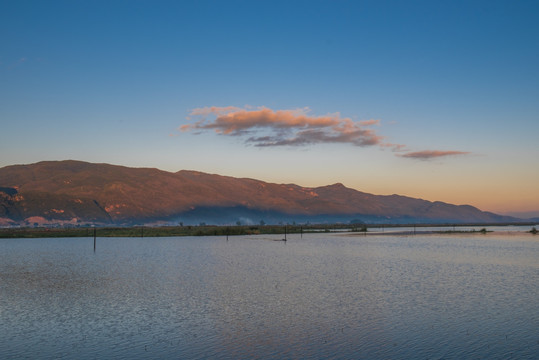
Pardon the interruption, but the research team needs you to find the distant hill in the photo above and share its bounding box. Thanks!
[0,160,520,226]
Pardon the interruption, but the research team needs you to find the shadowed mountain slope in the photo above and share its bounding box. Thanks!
[0,160,518,225]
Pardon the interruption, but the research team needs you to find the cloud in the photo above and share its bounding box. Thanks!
[399,150,471,160]
[181,106,383,147]
[248,128,381,147]
[180,106,471,161]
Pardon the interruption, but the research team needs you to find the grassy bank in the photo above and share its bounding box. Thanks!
[0,224,343,238]
[1,223,536,238]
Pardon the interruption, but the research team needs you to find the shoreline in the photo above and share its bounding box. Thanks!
[343,230,538,237]
[1,223,537,239]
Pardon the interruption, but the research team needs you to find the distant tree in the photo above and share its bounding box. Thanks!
[260,220,265,226]
[236,221,241,226]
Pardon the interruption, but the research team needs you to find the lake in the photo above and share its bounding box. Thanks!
[1,228,538,359]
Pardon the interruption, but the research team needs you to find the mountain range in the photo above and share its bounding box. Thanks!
[0,160,522,226]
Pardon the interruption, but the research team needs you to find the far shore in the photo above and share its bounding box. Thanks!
[344,229,538,237]
[0,223,537,239]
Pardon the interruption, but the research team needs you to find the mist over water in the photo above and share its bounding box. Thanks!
[1,230,538,359]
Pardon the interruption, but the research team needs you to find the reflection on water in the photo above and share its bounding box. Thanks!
[1,231,538,359]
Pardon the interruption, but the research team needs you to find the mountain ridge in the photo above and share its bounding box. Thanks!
[0,160,520,226]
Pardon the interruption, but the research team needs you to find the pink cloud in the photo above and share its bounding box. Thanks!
[181,106,384,147]
[399,150,471,160]
[180,106,471,161]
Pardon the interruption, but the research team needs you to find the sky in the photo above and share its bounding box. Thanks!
[1,0,538,216]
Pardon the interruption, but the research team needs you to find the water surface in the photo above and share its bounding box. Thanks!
[1,230,538,359]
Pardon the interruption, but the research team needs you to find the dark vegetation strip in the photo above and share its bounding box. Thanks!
[0,223,537,238]
[0,224,331,238]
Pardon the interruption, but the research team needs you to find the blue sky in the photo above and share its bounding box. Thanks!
[1,0,538,215]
